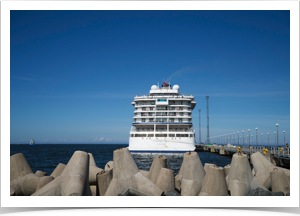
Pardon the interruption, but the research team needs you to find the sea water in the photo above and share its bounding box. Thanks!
[10,144,232,175]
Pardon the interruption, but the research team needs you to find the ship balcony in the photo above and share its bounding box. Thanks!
[133,115,191,118]
[134,108,191,112]
[133,119,192,123]
[130,128,194,132]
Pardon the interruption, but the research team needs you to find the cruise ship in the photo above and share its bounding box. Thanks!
[30,139,36,145]
[128,81,196,153]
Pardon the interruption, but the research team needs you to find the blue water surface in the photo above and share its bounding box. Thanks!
[10,144,232,175]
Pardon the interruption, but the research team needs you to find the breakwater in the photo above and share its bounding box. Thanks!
[196,144,290,169]
[10,146,290,196]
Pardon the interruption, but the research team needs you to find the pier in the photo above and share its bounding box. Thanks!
[196,144,290,168]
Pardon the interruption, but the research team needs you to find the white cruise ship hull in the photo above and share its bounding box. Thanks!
[128,137,195,153]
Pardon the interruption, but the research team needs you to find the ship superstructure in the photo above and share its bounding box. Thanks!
[128,81,196,153]
[30,139,36,145]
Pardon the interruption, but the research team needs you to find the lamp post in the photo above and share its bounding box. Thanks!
[276,123,279,147]
[274,132,277,146]
[283,131,285,146]
[261,133,263,146]
[224,134,225,144]
[221,135,222,145]
[251,135,253,145]
[242,130,244,147]
[230,133,231,144]
[233,132,235,145]
[248,129,250,146]
[267,133,269,148]
[255,127,258,146]
[237,131,239,146]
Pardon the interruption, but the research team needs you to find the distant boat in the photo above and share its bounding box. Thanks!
[30,139,36,145]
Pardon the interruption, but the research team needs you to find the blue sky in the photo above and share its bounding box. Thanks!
[10,10,290,145]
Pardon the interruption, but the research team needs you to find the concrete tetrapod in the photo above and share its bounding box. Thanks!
[35,176,54,191]
[146,155,167,184]
[199,164,228,196]
[139,170,149,176]
[35,171,47,177]
[96,169,113,196]
[263,153,276,166]
[181,152,206,196]
[88,153,103,185]
[104,148,163,196]
[105,161,113,171]
[156,168,175,194]
[224,164,231,177]
[50,163,66,179]
[271,168,290,195]
[10,153,42,196]
[32,151,92,196]
[250,152,290,190]
[227,153,268,196]
[175,162,184,191]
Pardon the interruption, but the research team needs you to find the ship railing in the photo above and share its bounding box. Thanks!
[134,94,194,99]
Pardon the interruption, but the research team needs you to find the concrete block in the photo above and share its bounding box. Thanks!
[227,153,253,196]
[36,176,54,191]
[175,162,184,191]
[10,153,41,196]
[96,169,113,196]
[88,153,103,185]
[50,163,66,179]
[105,148,163,196]
[271,168,290,196]
[156,168,175,194]
[146,155,167,184]
[224,164,231,177]
[105,161,113,171]
[181,152,206,196]
[35,170,47,177]
[139,170,149,176]
[263,153,276,166]
[199,164,228,196]
[220,148,226,155]
[32,151,92,196]
[90,185,97,196]
[250,152,287,190]
[210,146,215,153]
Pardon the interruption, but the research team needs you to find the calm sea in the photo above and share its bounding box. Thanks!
[10,144,232,176]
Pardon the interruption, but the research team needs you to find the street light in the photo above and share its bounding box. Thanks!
[233,132,235,145]
[274,132,277,146]
[283,131,285,146]
[255,127,258,146]
[242,130,244,147]
[230,133,231,144]
[261,133,263,146]
[237,131,239,146]
[267,133,269,147]
[276,123,279,147]
[248,129,250,146]
[251,135,253,145]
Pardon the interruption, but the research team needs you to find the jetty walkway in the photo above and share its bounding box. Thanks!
[196,144,290,168]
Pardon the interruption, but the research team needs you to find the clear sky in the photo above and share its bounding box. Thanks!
[10,10,290,145]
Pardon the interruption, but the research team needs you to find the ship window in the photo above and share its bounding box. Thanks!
[135,134,146,137]
[148,134,154,137]
[155,134,167,137]
[176,134,189,137]
[131,134,134,137]
[190,134,194,137]
[157,99,166,102]
[169,134,175,137]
